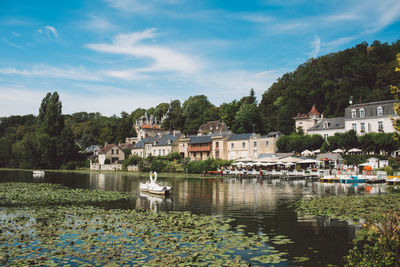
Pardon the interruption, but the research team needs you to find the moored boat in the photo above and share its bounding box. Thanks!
[139,172,172,195]
[33,170,45,175]
[340,175,366,184]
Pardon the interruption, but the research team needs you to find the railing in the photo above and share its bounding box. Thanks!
[188,145,211,152]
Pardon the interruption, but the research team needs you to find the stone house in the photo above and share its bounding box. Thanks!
[98,144,125,164]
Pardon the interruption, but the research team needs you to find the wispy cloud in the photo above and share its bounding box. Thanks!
[86,29,202,74]
[0,65,101,81]
[35,25,59,41]
[1,38,22,48]
[84,15,116,31]
[309,35,320,58]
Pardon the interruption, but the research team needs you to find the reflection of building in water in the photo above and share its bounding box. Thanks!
[89,173,128,192]
[136,192,173,212]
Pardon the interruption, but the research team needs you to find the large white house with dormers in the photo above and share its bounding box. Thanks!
[295,99,399,138]
[344,99,398,135]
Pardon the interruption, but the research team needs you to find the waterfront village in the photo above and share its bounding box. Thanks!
[89,98,400,183]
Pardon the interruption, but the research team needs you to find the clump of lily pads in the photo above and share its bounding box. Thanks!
[0,183,300,265]
[296,193,400,222]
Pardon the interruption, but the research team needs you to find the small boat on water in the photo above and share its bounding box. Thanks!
[140,172,172,195]
[33,170,45,175]
[340,175,366,184]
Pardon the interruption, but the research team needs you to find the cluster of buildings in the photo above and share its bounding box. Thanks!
[90,98,399,170]
[294,99,398,138]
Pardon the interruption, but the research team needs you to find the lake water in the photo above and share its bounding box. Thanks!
[0,170,389,266]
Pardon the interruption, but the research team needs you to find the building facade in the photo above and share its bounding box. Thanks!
[293,105,323,134]
[98,144,125,164]
[295,100,399,138]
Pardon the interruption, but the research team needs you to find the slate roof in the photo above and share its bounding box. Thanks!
[119,143,136,150]
[188,135,212,144]
[266,131,283,138]
[133,137,157,149]
[153,134,181,146]
[228,133,255,141]
[307,117,345,131]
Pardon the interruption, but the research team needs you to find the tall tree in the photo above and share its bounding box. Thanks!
[37,92,64,136]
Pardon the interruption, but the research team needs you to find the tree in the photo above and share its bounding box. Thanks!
[391,53,400,132]
[37,92,64,137]
[161,100,184,130]
[118,112,135,142]
[182,95,218,134]
[234,103,260,133]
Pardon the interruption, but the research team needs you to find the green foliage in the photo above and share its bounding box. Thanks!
[150,159,167,172]
[37,92,64,137]
[276,133,323,153]
[260,40,400,134]
[346,212,400,266]
[182,95,218,134]
[184,158,231,174]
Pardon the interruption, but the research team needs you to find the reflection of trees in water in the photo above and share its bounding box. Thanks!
[89,172,129,192]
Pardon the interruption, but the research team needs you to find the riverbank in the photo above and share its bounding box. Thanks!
[297,191,400,265]
[0,168,210,179]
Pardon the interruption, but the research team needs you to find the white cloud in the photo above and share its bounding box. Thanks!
[84,15,116,31]
[45,26,58,39]
[0,88,44,116]
[86,29,202,74]
[0,65,101,81]
[309,35,320,58]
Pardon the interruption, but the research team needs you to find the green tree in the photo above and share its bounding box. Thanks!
[234,103,260,133]
[182,95,218,134]
[37,92,64,137]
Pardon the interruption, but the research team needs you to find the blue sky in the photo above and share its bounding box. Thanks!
[0,0,399,116]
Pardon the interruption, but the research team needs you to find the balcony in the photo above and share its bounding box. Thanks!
[188,145,211,152]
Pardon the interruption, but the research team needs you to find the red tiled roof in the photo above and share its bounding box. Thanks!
[140,124,160,129]
[293,113,309,119]
[99,144,119,154]
[307,105,321,116]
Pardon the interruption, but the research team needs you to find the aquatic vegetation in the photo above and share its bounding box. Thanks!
[296,193,400,222]
[296,193,400,266]
[0,182,299,265]
[0,183,130,206]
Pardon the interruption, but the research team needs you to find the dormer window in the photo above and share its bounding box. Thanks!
[377,106,383,116]
[351,109,356,118]
[359,108,365,118]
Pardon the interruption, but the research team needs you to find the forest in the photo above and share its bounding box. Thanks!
[1,40,400,169]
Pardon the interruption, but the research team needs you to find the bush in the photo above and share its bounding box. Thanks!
[122,155,142,170]
[346,212,400,266]
[184,158,232,174]
[150,159,167,172]
[104,158,111,164]
[61,161,76,170]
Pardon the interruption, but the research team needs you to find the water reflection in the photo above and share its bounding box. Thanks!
[0,170,391,266]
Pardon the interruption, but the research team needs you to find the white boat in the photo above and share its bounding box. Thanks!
[33,170,45,175]
[139,172,172,195]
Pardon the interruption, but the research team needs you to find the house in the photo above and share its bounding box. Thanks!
[84,145,101,155]
[98,144,125,164]
[344,99,398,134]
[151,133,182,157]
[184,135,213,160]
[293,105,323,134]
[294,99,399,138]
[125,112,170,144]
[131,136,158,158]
[198,121,228,135]
[307,117,346,139]
[131,133,182,158]
[362,157,389,169]
[227,132,282,161]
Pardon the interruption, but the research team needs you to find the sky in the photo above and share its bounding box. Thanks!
[0,0,400,117]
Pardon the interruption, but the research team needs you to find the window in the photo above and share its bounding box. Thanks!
[159,149,161,155]
[116,149,119,155]
[368,123,371,133]
[324,134,328,139]
[352,123,357,131]
[360,123,365,132]
[351,109,356,118]
[378,121,383,131]
[360,108,365,118]
[377,106,383,116]
[266,141,269,147]
[215,141,219,148]
[253,141,257,147]
[231,143,234,149]
[242,142,245,148]
[111,149,114,155]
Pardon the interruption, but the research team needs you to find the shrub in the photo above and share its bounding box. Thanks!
[150,159,167,172]
[122,155,142,170]
[104,158,111,164]
[61,161,76,170]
